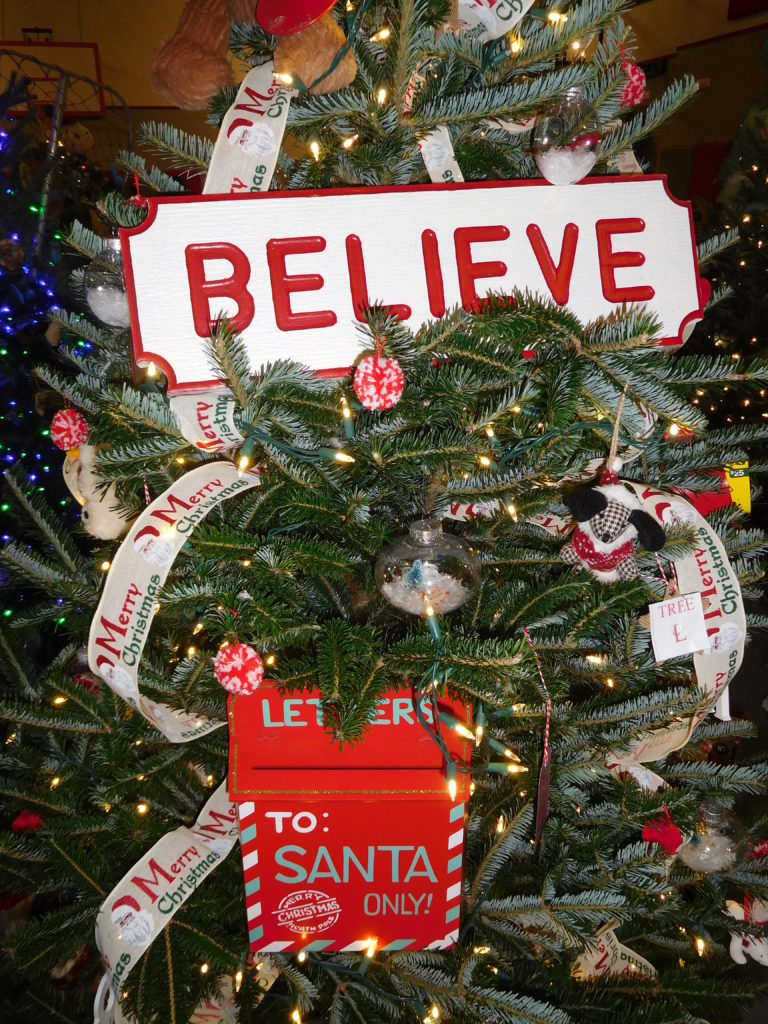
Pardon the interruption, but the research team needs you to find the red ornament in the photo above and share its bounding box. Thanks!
[748,840,768,860]
[255,0,336,35]
[641,807,683,855]
[73,672,101,696]
[50,409,89,451]
[353,353,405,412]
[621,59,646,109]
[11,810,42,833]
[214,643,264,696]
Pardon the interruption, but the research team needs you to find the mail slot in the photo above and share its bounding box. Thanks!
[228,682,471,953]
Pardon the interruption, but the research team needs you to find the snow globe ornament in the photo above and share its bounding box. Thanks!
[532,86,602,185]
[84,238,131,327]
[677,800,748,873]
[376,519,479,616]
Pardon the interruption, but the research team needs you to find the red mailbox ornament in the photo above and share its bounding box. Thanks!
[229,683,471,953]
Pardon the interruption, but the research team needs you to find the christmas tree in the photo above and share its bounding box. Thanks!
[2,3,768,1023]
[693,44,768,431]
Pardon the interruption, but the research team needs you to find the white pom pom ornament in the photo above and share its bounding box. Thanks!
[213,643,264,696]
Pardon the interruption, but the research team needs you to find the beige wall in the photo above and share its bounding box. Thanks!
[630,0,768,60]
[0,0,184,107]
[5,0,768,109]
[651,27,768,152]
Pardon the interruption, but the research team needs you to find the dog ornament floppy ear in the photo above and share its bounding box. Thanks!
[561,472,666,583]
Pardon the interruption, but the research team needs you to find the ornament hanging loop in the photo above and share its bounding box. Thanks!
[604,378,631,478]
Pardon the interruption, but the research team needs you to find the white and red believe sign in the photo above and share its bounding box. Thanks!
[121,176,708,394]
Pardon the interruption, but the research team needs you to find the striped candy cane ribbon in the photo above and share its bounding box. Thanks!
[522,626,552,844]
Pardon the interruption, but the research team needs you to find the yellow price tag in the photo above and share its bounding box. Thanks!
[725,460,750,513]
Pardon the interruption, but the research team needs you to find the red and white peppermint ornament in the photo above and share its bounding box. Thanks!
[353,353,405,412]
[50,409,89,451]
[621,59,646,109]
[213,643,263,696]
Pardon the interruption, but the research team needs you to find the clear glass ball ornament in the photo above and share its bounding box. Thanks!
[677,800,748,874]
[375,519,480,616]
[532,86,602,186]
[84,238,131,327]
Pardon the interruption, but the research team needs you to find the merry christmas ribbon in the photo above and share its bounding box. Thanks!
[169,393,244,452]
[419,125,465,184]
[607,484,745,767]
[168,62,292,452]
[204,61,295,197]
[447,482,745,775]
[93,783,279,1022]
[87,462,261,742]
[571,919,656,981]
[458,0,535,42]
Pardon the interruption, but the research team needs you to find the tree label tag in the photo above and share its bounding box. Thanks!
[649,591,710,661]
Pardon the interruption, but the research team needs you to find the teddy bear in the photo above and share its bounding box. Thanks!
[561,472,666,583]
[62,444,135,541]
[150,0,356,110]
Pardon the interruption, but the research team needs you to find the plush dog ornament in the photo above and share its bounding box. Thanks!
[150,0,356,111]
[561,471,666,583]
[726,896,768,966]
[62,444,134,541]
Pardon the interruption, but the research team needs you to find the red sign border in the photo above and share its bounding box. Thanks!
[120,175,707,394]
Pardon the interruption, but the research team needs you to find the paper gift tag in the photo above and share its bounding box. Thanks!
[649,591,710,661]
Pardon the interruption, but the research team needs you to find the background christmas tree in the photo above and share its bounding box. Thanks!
[690,41,768,432]
[2,3,768,1023]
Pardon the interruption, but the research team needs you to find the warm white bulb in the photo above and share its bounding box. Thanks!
[376,87,387,104]
[310,140,320,161]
